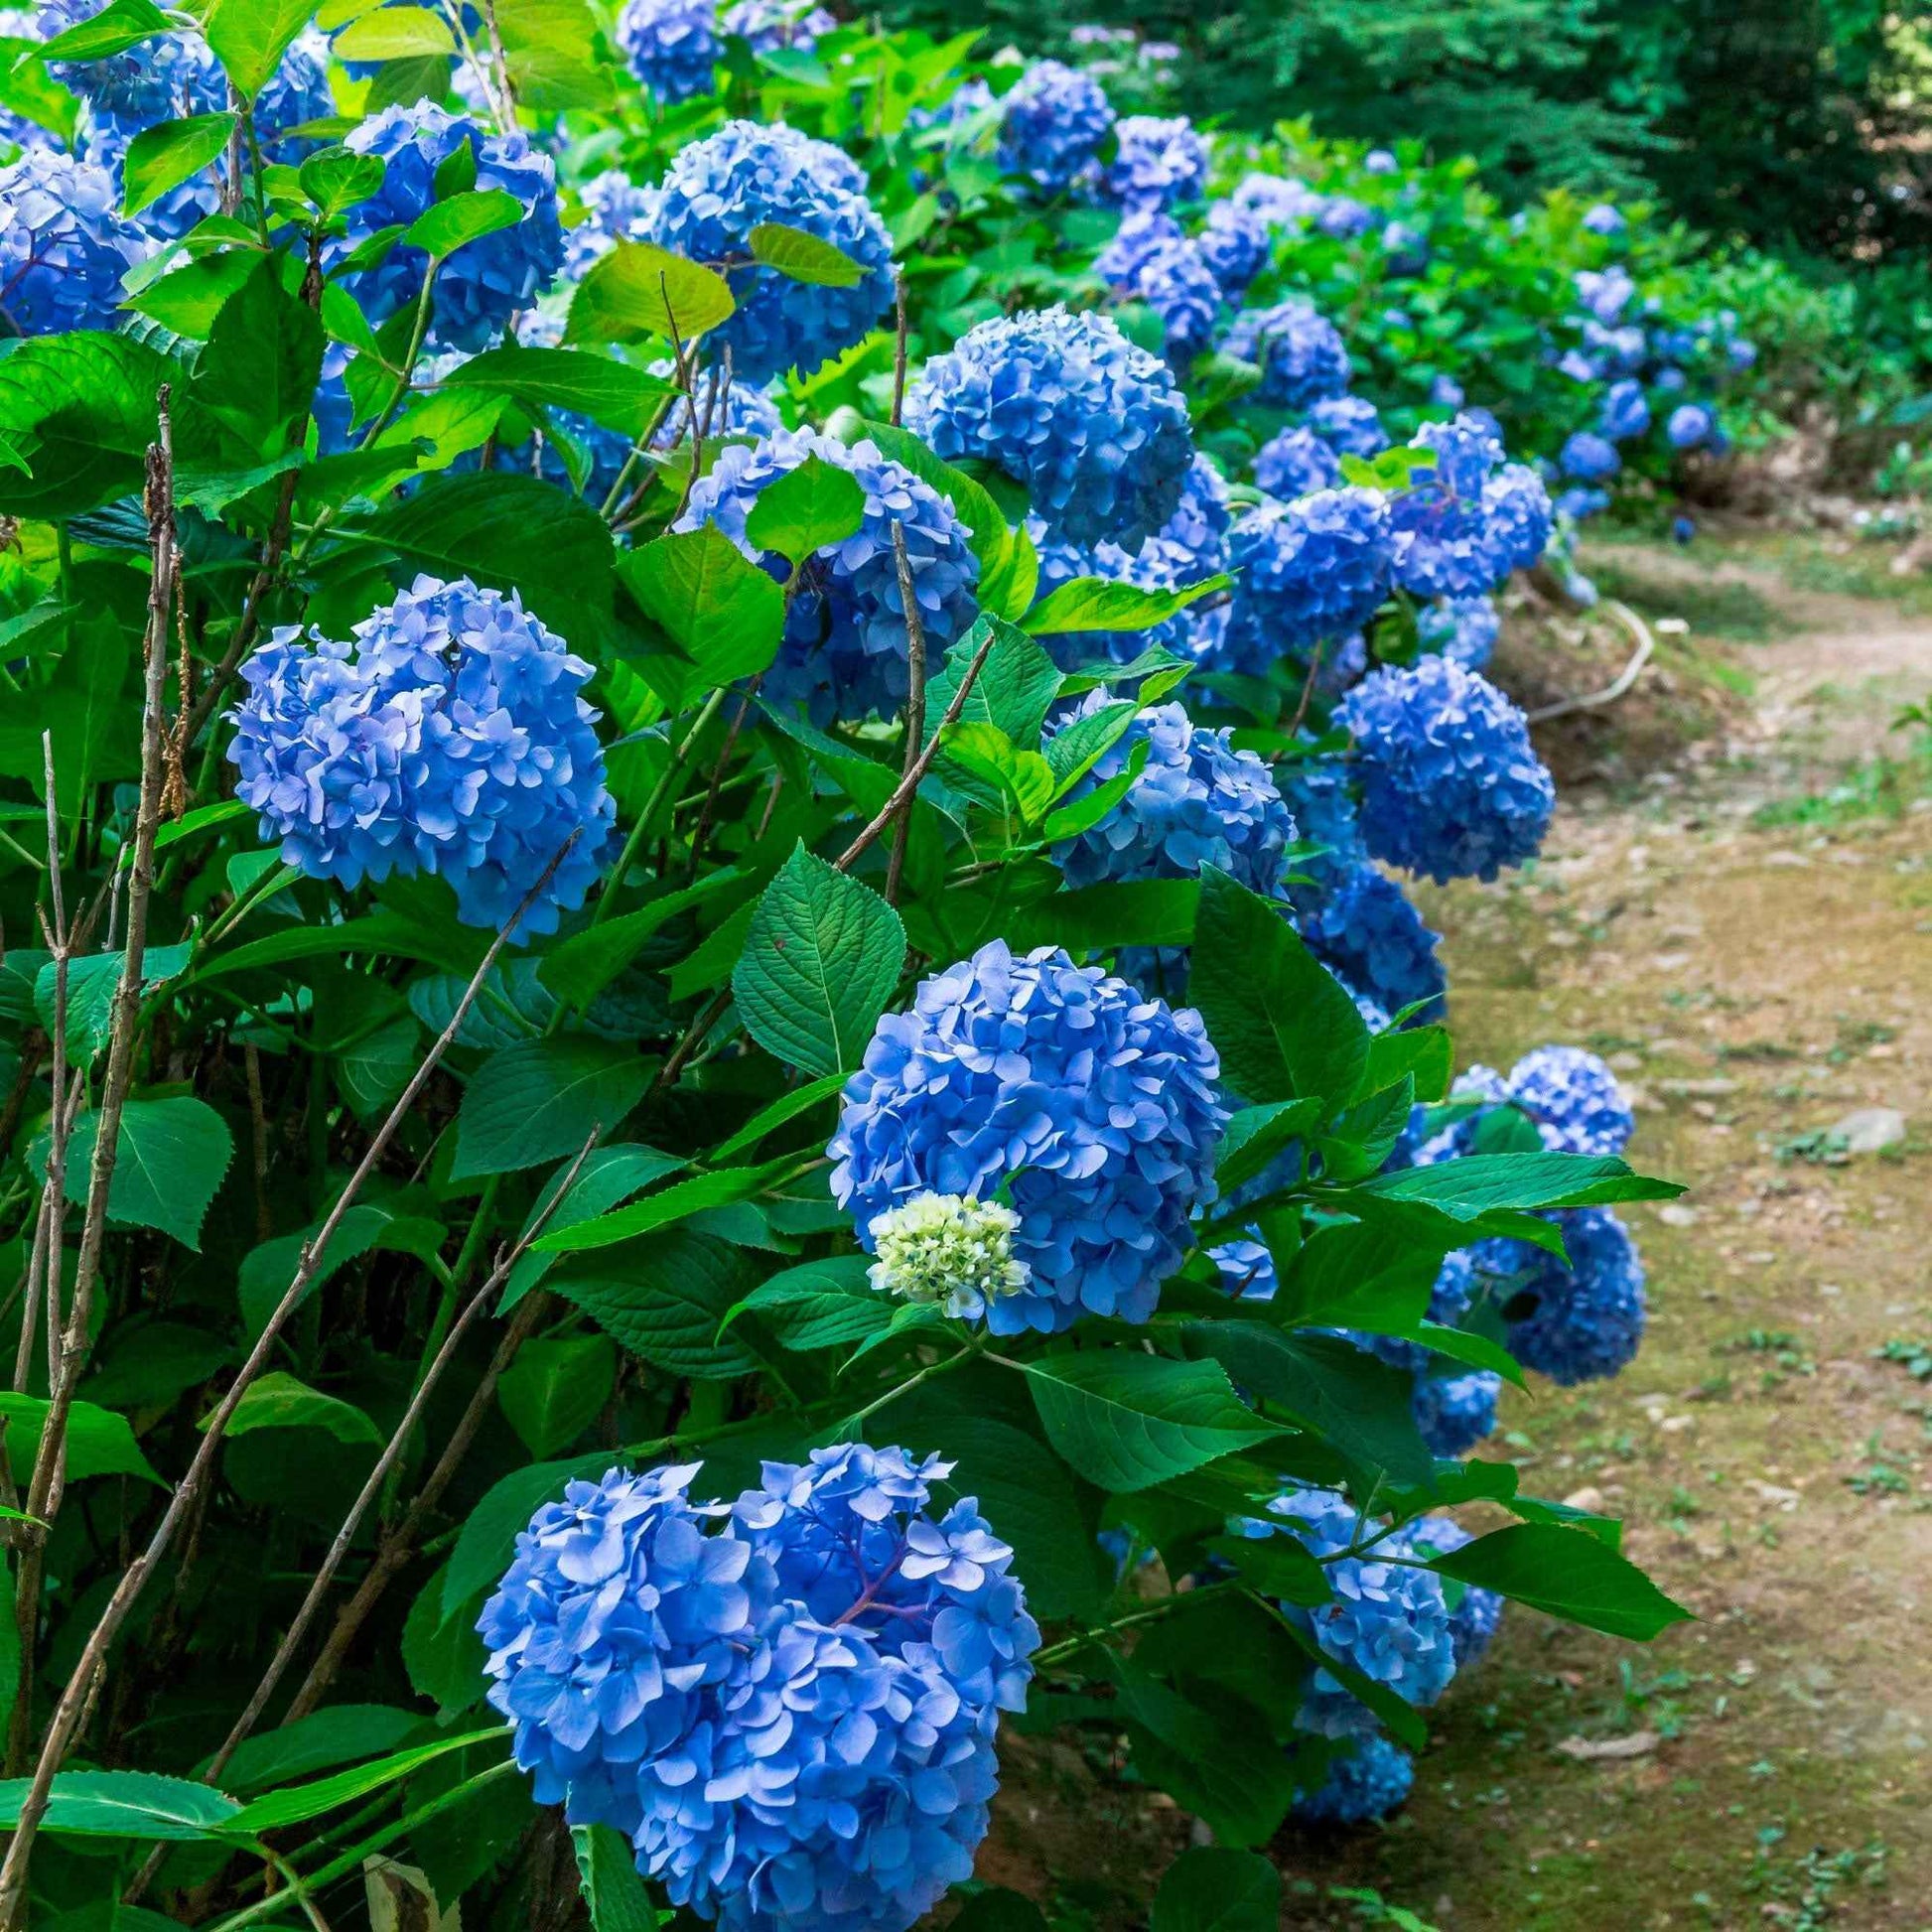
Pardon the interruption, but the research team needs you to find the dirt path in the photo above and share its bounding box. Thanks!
[1290,541,1932,1930]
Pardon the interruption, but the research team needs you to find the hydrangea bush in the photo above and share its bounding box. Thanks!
[0,12,1693,1929]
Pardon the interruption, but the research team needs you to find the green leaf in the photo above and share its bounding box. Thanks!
[707,1069,847,1162]
[923,611,1061,750]
[498,1336,619,1456]
[574,1823,661,1932]
[1200,1531,1331,1608]
[82,1319,232,1411]
[621,526,786,691]
[0,614,139,809]
[0,1771,238,1842]
[199,0,327,92]
[28,1096,233,1252]
[1356,1151,1685,1216]
[1023,572,1229,636]
[1425,1523,1694,1640]
[299,144,388,219]
[1023,1353,1283,1493]
[223,1728,504,1834]
[731,845,906,1077]
[453,1036,651,1178]
[1005,878,1201,954]
[34,942,192,1063]
[747,222,868,289]
[441,343,676,440]
[403,1562,492,1714]
[33,0,170,66]
[0,335,174,520]
[1213,1099,1322,1197]
[208,1371,382,1448]
[1272,1221,1441,1331]
[1360,1023,1453,1104]
[1152,1848,1282,1932]
[121,112,234,218]
[502,1144,687,1308]
[0,1393,162,1486]
[532,1164,778,1254]
[404,188,524,259]
[743,454,867,564]
[237,1200,446,1338]
[937,720,1057,823]
[566,239,736,346]
[1191,867,1368,1110]
[541,871,749,1015]
[218,1706,425,1795]
[1112,1669,1298,1848]
[551,1230,762,1378]
[330,2,455,57]
[444,1457,606,1616]
[194,250,325,455]
[724,1255,887,1351]
[827,417,1014,587]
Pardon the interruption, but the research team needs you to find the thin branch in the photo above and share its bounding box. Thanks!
[1286,638,1325,739]
[0,835,583,1932]
[890,272,909,427]
[884,520,927,905]
[684,675,760,883]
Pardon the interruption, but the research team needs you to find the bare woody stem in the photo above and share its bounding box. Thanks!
[0,833,582,1932]
[884,520,927,905]
[890,272,909,427]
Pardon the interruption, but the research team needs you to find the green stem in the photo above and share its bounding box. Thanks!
[1034,1579,1242,1670]
[591,686,730,927]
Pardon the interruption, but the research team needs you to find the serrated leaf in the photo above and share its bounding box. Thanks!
[532,1164,777,1254]
[0,1392,162,1486]
[33,0,170,65]
[1426,1522,1693,1640]
[550,1230,762,1378]
[210,1371,382,1448]
[441,343,677,440]
[742,453,867,563]
[1356,1151,1684,1215]
[28,1096,233,1252]
[566,239,735,346]
[723,1254,887,1351]
[923,611,1061,750]
[331,3,456,57]
[574,1822,660,1932]
[121,112,234,218]
[621,526,785,691]
[34,942,191,1063]
[1152,1848,1282,1932]
[453,1036,651,1178]
[223,1728,503,1834]
[404,188,523,259]
[200,0,327,92]
[747,222,867,289]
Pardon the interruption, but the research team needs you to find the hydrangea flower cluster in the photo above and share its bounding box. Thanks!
[644,121,896,383]
[650,358,785,450]
[1292,1734,1414,1826]
[34,0,220,119]
[1111,233,1221,367]
[1479,1208,1647,1384]
[1403,1518,1504,1668]
[1561,431,1620,483]
[1253,428,1340,502]
[1224,298,1351,410]
[1412,1367,1502,1455]
[1386,414,1552,600]
[1160,454,1234,573]
[995,61,1115,194]
[1297,862,1447,1020]
[1217,488,1391,675]
[1505,1043,1635,1156]
[79,111,219,246]
[865,1192,1031,1322]
[674,426,979,726]
[0,149,137,335]
[615,0,721,101]
[1271,749,1362,890]
[720,0,836,54]
[1310,395,1389,459]
[227,575,614,937]
[905,306,1193,551]
[1198,200,1271,299]
[1210,1236,1276,1302]
[1029,528,1227,670]
[1335,656,1556,884]
[481,1447,1038,1932]
[1417,595,1499,672]
[1103,115,1208,212]
[1241,1485,1455,1738]
[1048,697,1297,899]
[563,168,658,280]
[829,941,1226,1332]
[342,103,565,353]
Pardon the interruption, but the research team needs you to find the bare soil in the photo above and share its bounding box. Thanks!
[983,535,1932,1932]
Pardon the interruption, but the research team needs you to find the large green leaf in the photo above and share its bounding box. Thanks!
[192,251,325,455]
[452,1036,651,1178]
[29,1096,233,1252]
[1190,868,1368,1111]
[223,1728,504,1833]
[1354,1151,1685,1216]
[1022,572,1229,637]
[497,1335,618,1457]
[441,343,677,439]
[501,1144,687,1307]
[237,1199,446,1337]
[732,845,906,1077]
[1425,1523,1694,1640]
[574,1822,661,1932]
[1004,879,1201,954]
[541,870,751,1014]
[0,1771,238,1842]
[0,1393,162,1485]
[218,1706,426,1796]
[531,1164,777,1254]
[922,611,1062,750]
[742,454,866,563]
[1271,1221,1442,1331]
[1023,1353,1282,1493]
[0,335,174,519]
[725,1254,890,1352]
[748,222,867,289]
[331,4,456,59]
[621,526,786,693]
[199,0,326,93]
[550,1229,763,1378]
[34,941,192,1064]
[404,189,525,260]
[1111,1669,1299,1849]
[1152,1848,1282,1932]
[566,240,735,346]
[120,112,233,219]
[209,1371,382,1448]
[33,0,170,65]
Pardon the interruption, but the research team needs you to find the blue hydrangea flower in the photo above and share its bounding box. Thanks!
[650,357,785,450]
[1482,463,1553,574]
[1297,861,1446,1020]
[719,0,836,53]
[342,102,565,353]
[0,149,137,334]
[1381,219,1428,276]
[1554,484,1609,523]
[1667,402,1716,450]
[996,60,1115,195]
[1159,454,1233,573]
[1230,172,1323,227]
[1217,488,1391,675]
[1403,1517,1503,1667]
[1344,1250,1475,1377]
[1316,197,1373,241]
[1387,413,1545,600]
[676,426,978,726]
[34,0,221,120]
[1048,696,1296,897]
[1293,1734,1414,1826]
[1242,1485,1455,1738]
[1480,1208,1646,1384]
[1727,338,1757,371]
[1575,266,1634,326]
[1583,202,1625,236]
[564,168,658,280]
[1094,208,1181,285]
[1028,527,1227,670]
[1561,431,1620,482]
[1103,114,1207,213]
[645,120,896,384]
[253,27,334,157]
[1599,376,1650,442]
[905,306,1194,551]
[1430,373,1465,410]
[1211,1236,1276,1302]
[829,940,1226,1333]
[1114,233,1221,367]
[1197,199,1270,299]
[1652,364,1689,395]
[1224,298,1351,410]
[1272,750,1363,889]
[1363,149,1399,176]
[1585,319,1647,375]
[615,0,720,100]
[1505,1044,1633,1157]
[1254,428,1341,502]
[1309,395,1388,460]
[1336,656,1555,885]
[228,574,615,937]
[1412,1367,1501,1456]
[1417,596,1499,671]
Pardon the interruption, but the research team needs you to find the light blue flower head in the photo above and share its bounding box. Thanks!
[1103,114,1207,213]
[1217,487,1391,674]
[0,149,138,334]
[1297,861,1447,1021]
[996,60,1115,194]
[829,940,1226,1332]
[1224,297,1351,409]
[1292,1733,1414,1825]
[1478,1207,1646,1384]
[615,0,721,101]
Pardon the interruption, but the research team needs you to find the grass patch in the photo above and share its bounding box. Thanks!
[1751,744,1932,827]
[1586,559,1796,642]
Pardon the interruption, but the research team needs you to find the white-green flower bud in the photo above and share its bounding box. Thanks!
[866,1192,1031,1321]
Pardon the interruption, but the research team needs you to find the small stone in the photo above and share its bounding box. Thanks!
[1831,1107,1906,1155]
[1609,1050,1645,1072]
[1657,1203,1701,1227]
[1563,1485,1607,1513]
[1555,1730,1660,1761]
[1763,851,1813,869]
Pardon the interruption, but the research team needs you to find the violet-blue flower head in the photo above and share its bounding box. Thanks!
[1412,1367,1501,1456]
[1310,395,1389,460]
[1211,1236,1276,1302]
[996,60,1115,195]
[1198,199,1270,299]
[645,120,895,384]
[1159,454,1233,573]
[227,574,615,936]
[1482,1207,1646,1384]
[1561,431,1619,482]
[1403,1517,1503,1666]
[1417,595,1499,671]
[1316,196,1372,241]
[905,305,1193,551]
[675,425,978,725]
[1599,375,1650,442]
[1293,1734,1414,1826]
[342,102,564,353]
[1115,232,1221,367]
[564,168,658,280]
[615,0,720,101]
[0,148,137,334]
[1254,428,1341,502]
[1582,202,1625,236]
[720,0,837,53]
[1482,463,1552,573]
[1273,750,1363,889]
[1028,527,1227,670]
[1094,208,1180,285]
[1103,114,1207,213]
[1336,656,1554,884]
[829,940,1226,1332]
[1506,1043,1633,1157]
[1218,487,1391,674]
[1297,861,1446,1020]
[1224,297,1350,410]
[1667,402,1716,450]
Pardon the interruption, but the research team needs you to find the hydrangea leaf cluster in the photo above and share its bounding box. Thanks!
[1102,115,1208,213]
[0,149,137,335]
[1335,656,1556,884]
[228,574,615,937]
[829,941,1226,1332]
[1224,298,1351,410]
[342,103,565,353]
[1218,487,1391,675]
[995,61,1115,194]
[905,306,1193,551]
[674,425,979,726]
[643,120,896,384]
